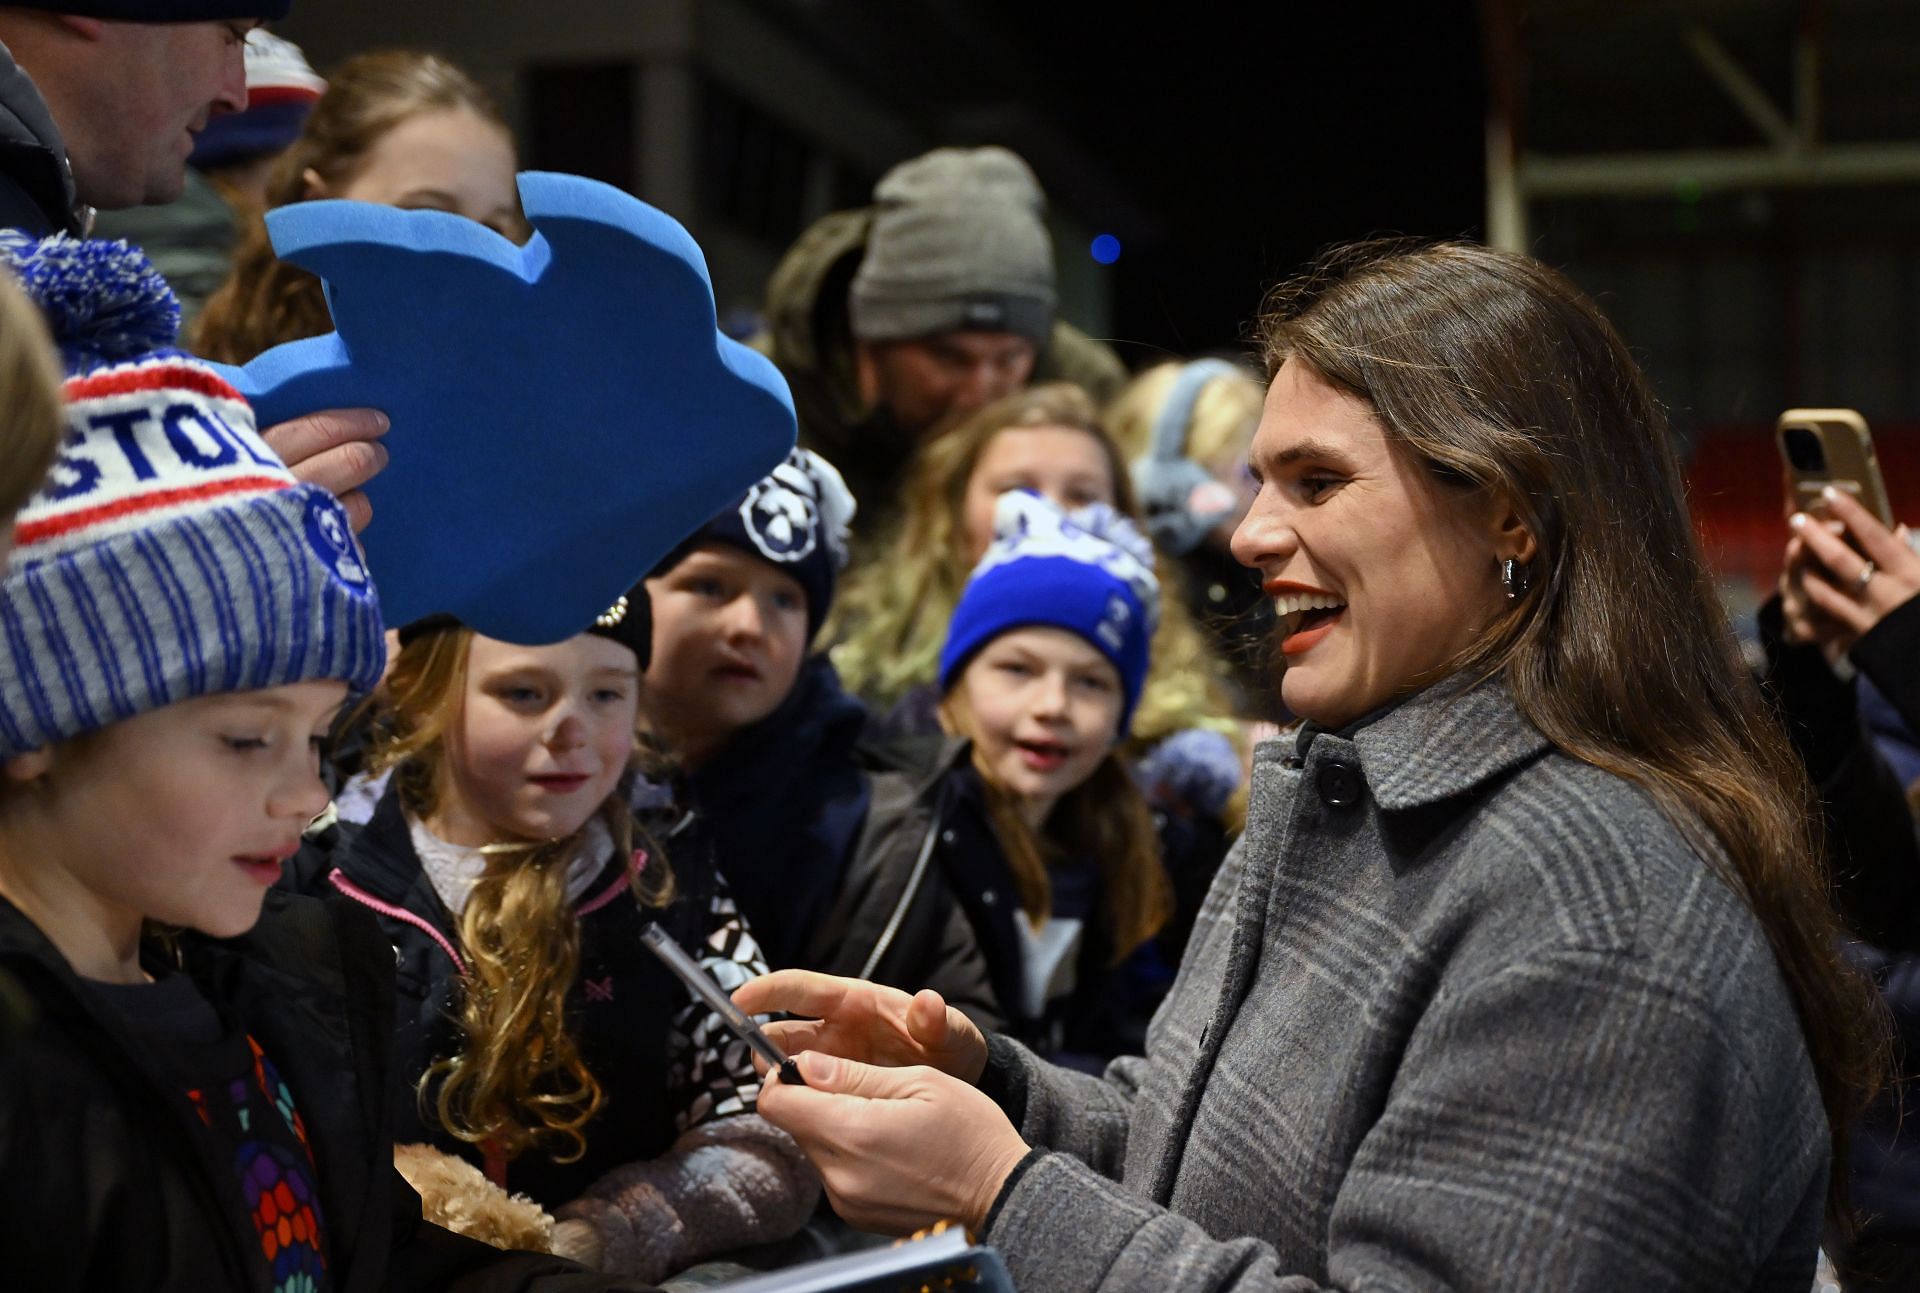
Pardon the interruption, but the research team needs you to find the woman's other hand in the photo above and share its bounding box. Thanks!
[733,970,989,1085]
[1789,485,1920,641]
[755,1051,1029,1234]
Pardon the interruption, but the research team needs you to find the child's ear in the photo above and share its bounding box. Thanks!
[3,748,53,785]
[53,15,105,39]
[300,167,331,201]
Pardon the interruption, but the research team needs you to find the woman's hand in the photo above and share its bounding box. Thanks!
[1789,486,1920,641]
[734,970,989,1084]
[754,1051,1030,1235]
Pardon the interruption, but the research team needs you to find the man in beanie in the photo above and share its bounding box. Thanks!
[755,145,1126,519]
[94,27,324,324]
[0,4,390,538]
[0,2,275,233]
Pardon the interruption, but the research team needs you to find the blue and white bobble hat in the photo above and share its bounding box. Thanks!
[659,447,856,639]
[939,492,1161,736]
[0,236,384,758]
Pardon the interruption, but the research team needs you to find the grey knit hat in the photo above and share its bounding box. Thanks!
[0,236,383,757]
[848,146,1056,346]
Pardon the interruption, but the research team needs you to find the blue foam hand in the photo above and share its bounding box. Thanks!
[211,172,796,645]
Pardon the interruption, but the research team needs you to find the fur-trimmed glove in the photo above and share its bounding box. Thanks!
[554,1115,821,1282]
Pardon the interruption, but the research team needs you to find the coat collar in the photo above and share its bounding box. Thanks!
[0,38,83,235]
[1326,673,1553,812]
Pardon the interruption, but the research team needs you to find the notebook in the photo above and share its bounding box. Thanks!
[705,1224,1014,1293]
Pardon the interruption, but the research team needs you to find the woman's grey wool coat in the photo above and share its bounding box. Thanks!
[978,678,1826,1292]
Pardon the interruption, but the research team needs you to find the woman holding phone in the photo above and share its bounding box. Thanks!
[1764,481,1920,1285]
[735,240,1886,1292]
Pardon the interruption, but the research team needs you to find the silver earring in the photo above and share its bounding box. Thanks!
[1501,558,1532,601]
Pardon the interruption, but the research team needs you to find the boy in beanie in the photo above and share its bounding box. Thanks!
[0,236,650,1290]
[754,145,1126,519]
[642,447,1002,1025]
[933,491,1179,1062]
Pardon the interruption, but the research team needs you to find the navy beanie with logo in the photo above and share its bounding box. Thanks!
[939,492,1160,736]
[654,448,855,641]
[0,235,382,756]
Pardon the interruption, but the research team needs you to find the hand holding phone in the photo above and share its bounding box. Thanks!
[1776,408,1894,528]
[641,924,805,1086]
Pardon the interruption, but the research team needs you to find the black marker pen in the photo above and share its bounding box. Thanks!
[640,924,806,1085]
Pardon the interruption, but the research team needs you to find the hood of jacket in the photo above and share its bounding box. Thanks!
[0,38,82,236]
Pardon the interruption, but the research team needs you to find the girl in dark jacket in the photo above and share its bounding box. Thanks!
[0,237,631,1292]
[294,605,817,1283]
[933,492,1177,1063]
[640,449,1001,1026]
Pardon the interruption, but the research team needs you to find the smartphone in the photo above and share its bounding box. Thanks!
[640,924,805,1085]
[1775,408,1895,528]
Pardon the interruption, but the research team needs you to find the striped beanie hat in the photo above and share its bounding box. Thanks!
[190,30,327,171]
[0,236,384,757]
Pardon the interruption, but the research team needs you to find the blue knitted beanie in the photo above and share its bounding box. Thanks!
[0,236,383,756]
[939,492,1160,735]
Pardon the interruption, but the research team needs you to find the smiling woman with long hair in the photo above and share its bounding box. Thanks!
[732,239,1889,1293]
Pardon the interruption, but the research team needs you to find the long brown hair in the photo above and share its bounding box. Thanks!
[1260,239,1886,1226]
[939,685,1170,963]
[366,624,672,1165]
[829,382,1237,758]
[193,51,519,363]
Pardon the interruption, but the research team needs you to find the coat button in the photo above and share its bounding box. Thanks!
[982,889,998,907]
[1316,760,1363,809]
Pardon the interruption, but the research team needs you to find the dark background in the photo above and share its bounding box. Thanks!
[753,0,1487,360]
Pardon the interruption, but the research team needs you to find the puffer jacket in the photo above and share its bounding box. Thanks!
[283,784,774,1206]
[0,890,652,1292]
[751,205,1129,513]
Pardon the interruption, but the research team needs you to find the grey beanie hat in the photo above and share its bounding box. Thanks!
[849,146,1056,346]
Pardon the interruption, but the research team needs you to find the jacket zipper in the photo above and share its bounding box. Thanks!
[858,813,942,981]
[326,868,468,977]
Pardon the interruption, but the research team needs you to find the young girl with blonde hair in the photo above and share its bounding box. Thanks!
[830,383,1238,763]
[290,600,817,1280]
[931,491,1174,1060]
[1107,359,1277,717]
[0,269,61,548]
[194,49,524,363]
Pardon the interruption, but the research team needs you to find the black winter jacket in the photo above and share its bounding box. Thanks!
[660,655,1002,1028]
[0,891,651,1292]
[1757,593,1920,1281]
[0,40,82,236]
[285,785,760,1207]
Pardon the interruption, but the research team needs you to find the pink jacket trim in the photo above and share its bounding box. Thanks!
[574,849,647,919]
[327,867,469,977]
